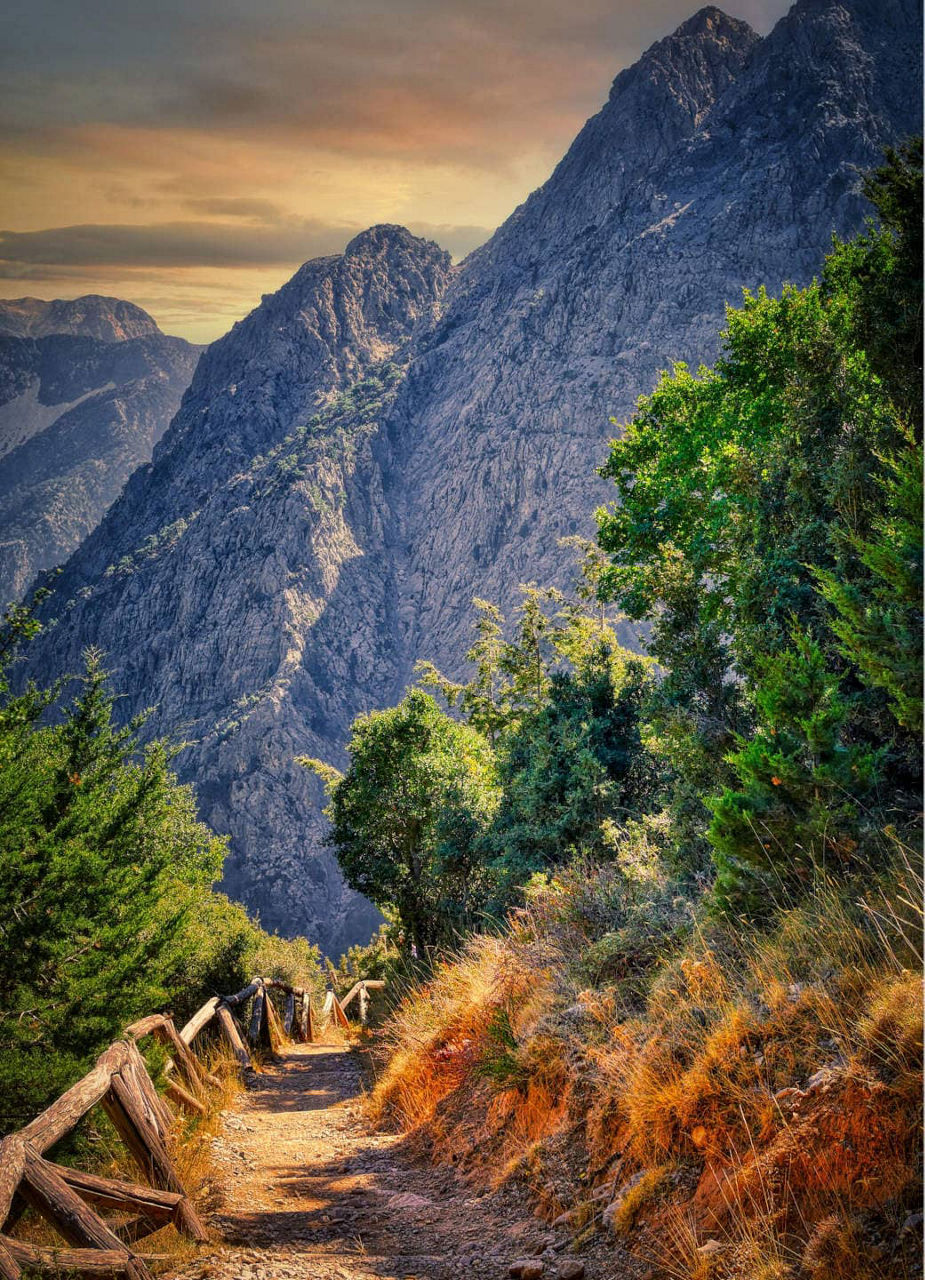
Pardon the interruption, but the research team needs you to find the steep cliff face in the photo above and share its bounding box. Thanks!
[390,0,923,678]
[28,228,451,948]
[25,0,922,955]
[0,306,199,603]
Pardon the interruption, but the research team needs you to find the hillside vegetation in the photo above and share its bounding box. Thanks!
[310,144,924,1277]
[0,609,324,1134]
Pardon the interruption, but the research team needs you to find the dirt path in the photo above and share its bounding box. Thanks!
[169,1041,593,1280]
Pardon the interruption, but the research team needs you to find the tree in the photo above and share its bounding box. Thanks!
[816,437,923,738]
[484,644,659,893]
[302,690,499,955]
[0,644,227,1125]
[708,632,881,914]
[595,142,923,895]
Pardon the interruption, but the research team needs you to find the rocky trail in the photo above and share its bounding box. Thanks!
[168,1040,594,1280]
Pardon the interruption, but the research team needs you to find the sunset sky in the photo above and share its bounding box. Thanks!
[1,0,791,342]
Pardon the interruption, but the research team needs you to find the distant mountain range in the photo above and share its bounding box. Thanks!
[0,297,199,603]
[22,0,922,955]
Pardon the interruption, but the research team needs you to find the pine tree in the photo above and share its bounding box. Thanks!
[708,632,881,913]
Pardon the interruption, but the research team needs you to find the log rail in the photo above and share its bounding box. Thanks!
[0,975,383,1277]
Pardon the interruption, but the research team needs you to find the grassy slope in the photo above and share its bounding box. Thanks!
[369,851,923,1278]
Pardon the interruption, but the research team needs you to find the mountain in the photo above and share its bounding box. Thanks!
[0,296,160,343]
[24,0,922,955]
[0,300,200,602]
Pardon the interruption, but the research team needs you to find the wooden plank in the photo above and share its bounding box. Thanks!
[340,979,385,1011]
[179,997,219,1046]
[340,983,362,1011]
[264,992,285,1054]
[20,1042,130,1154]
[49,1166,181,1221]
[122,1046,173,1139]
[124,1015,168,1040]
[103,1074,206,1242]
[19,1146,152,1280]
[0,1136,26,1233]
[215,1004,254,1080]
[283,991,295,1037]
[298,993,311,1043]
[321,991,334,1027]
[0,1239,21,1279]
[331,994,350,1031]
[154,1020,208,1096]
[224,980,262,1009]
[2,1235,143,1275]
[112,1214,163,1244]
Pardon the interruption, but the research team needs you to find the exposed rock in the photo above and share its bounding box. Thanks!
[697,1238,725,1256]
[0,307,199,602]
[556,1263,585,1280]
[0,295,160,342]
[23,0,922,956]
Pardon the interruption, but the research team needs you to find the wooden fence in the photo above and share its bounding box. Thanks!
[0,975,384,1277]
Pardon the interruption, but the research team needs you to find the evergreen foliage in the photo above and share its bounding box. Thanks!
[596,140,922,908]
[0,611,322,1131]
[333,143,921,952]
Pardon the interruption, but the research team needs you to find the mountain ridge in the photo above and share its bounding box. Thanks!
[0,295,163,343]
[0,311,200,602]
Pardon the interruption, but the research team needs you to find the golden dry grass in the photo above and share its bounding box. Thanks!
[368,847,924,1278]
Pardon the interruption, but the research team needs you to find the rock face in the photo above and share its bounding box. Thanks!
[0,302,199,603]
[24,0,922,955]
[0,296,160,343]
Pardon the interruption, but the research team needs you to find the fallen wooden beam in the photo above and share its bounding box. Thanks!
[0,1238,20,1279]
[215,1003,255,1081]
[1,1234,164,1276]
[248,984,266,1047]
[264,991,285,1054]
[340,979,386,1011]
[49,1166,182,1223]
[19,1147,153,1280]
[165,1080,206,1115]
[103,1072,206,1242]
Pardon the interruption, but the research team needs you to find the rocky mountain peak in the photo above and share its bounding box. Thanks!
[471,3,759,270]
[0,295,161,342]
[669,5,750,41]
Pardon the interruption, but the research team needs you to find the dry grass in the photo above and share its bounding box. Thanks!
[369,846,924,1278]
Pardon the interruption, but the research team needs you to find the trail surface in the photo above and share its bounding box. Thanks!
[169,1041,591,1280]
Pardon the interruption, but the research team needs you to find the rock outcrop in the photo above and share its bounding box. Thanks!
[23,0,923,955]
[0,301,199,602]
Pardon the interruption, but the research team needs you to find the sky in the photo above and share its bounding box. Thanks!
[0,0,792,343]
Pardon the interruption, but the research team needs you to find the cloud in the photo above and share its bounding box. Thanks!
[181,196,289,220]
[0,0,794,340]
[0,217,492,271]
[1,0,794,165]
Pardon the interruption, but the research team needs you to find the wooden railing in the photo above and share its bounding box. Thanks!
[0,975,384,1277]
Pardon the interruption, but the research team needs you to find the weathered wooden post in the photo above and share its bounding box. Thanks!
[358,982,369,1025]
